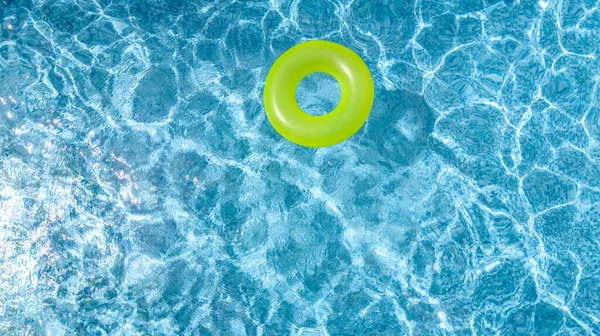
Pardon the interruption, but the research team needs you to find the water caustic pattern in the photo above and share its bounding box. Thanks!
[0,0,600,335]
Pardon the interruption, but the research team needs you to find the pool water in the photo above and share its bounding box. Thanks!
[1,0,600,334]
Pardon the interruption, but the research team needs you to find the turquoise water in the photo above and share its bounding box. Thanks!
[1,0,600,334]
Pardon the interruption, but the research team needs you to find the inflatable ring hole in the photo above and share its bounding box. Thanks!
[295,72,341,116]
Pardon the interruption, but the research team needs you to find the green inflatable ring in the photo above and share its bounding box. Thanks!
[264,40,374,148]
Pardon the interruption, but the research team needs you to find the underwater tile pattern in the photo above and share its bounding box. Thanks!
[1,0,600,334]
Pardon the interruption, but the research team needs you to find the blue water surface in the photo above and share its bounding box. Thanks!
[1,0,600,335]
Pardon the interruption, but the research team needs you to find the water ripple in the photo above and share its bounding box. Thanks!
[1,0,599,334]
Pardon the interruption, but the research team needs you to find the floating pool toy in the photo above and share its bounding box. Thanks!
[264,40,374,148]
